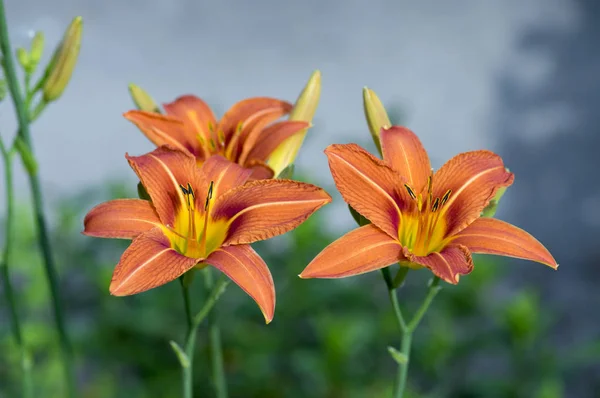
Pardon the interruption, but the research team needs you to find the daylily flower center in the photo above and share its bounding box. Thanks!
[195,121,243,164]
[399,176,452,256]
[163,181,227,259]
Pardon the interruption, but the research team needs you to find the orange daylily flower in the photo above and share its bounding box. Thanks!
[84,146,331,322]
[300,126,557,284]
[123,95,310,179]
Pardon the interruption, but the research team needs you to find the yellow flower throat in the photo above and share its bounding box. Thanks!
[164,181,226,258]
[398,176,452,257]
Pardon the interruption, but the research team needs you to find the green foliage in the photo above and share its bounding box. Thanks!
[0,176,590,397]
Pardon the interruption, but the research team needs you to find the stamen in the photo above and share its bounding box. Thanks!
[207,121,214,133]
[217,129,226,147]
[427,175,433,194]
[199,181,214,255]
[404,184,417,201]
[431,197,440,212]
[440,189,452,206]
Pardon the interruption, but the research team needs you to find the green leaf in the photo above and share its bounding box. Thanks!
[387,346,408,365]
[169,341,190,368]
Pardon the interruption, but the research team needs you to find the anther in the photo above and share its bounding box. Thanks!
[204,181,214,211]
[431,197,440,212]
[207,121,214,133]
[404,184,417,201]
[440,189,452,206]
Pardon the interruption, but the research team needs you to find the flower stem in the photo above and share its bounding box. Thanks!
[384,268,441,398]
[0,3,75,396]
[178,273,230,398]
[0,141,33,398]
[180,280,195,398]
[203,268,228,398]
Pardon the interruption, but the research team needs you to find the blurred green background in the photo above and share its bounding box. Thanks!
[1,165,598,398]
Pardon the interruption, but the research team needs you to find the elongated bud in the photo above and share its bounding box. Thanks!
[128,83,161,113]
[42,16,83,102]
[30,32,44,65]
[267,70,321,176]
[363,87,390,154]
[16,48,30,69]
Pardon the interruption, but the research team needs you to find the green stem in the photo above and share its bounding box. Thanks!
[0,142,33,398]
[0,3,75,396]
[178,274,230,398]
[203,268,228,398]
[394,332,412,398]
[180,280,195,398]
[407,277,441,332]
[385,273,441,398]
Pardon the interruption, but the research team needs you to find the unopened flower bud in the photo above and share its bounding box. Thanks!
[363,87,391,154]
[16,47,30,69]
[128,83,161,113]
[29,31,44,65]
[42,16,83,102]
[267,70,321,176]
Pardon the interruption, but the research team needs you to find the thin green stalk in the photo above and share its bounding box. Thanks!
[203,268,228,398]
[0,141,33,398]
[385,272,441,398]
[0,2,75,396]
[178,273,230,398]
[180,280,195,398]
[394,331,412,398]
[407,277,441,332]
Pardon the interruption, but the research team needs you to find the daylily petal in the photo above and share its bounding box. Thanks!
[451,217,557,268]
[163,95,217,145]
[213,179,331,245]
[204,244,275,323]
[433,150,514,237]
[300,224,403,278]
[325,143,413,239]
[218,97,292,143]
[380,126,431,192]
[110,228,199,296]
[123,111,198,155]
[245,121,310,163]
[201,155,253,199]
[83,199,161,239]
[408,245,474,284]
[235,106,293,164]
[247,161,275,180]
[126,146,206,226]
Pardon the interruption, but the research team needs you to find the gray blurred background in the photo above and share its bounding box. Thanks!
[1,0,599,396]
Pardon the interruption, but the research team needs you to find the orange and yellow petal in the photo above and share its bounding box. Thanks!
[380,126,432,193]
[235,106,294,164]
[218,97,292,143]
[451,217,557,268]
[163,95,217,145]
[213,179,331,245]
[123,111,198,155]
[300,224,404,278]
[407,245,474,284]
[245,120,310,163]
[204,244,275,323]
[109,228,199,296]
[433,150,514,238]
[126,146,206,226]
[325,143,412,239]
[201,155,253,199]
[83,199,161,239]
